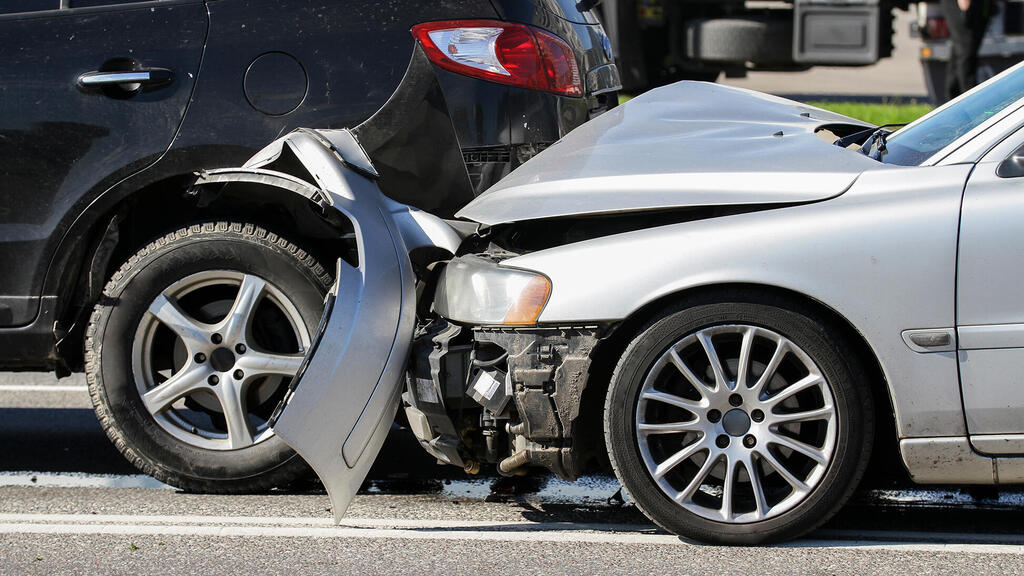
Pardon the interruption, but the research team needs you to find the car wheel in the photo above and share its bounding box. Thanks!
[85,221,332,492]
[604,296,874,544]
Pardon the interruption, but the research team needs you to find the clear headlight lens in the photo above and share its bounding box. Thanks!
[434,256,551,325]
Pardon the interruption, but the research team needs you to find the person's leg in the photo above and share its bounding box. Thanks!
[965,0,993,49]
[946,44,961,99]
[962,0,994,87]
[939,0,973,99]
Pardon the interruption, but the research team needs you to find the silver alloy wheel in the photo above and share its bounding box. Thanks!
[131,270,310,451]
[636,324,837,523]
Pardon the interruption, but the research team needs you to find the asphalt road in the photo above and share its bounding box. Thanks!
[2,380,1024,575]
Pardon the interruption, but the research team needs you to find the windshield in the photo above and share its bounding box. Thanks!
[881,65,1024,166]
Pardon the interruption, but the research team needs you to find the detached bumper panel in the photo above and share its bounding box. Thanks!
[268,133,418,522]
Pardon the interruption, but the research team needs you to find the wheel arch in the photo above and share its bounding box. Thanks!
[53,173,356,372]
[580,281,903,482]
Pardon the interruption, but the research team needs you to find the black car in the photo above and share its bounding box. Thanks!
[0,0,619,491]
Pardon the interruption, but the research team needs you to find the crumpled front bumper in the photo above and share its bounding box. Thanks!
[246,129,461,521]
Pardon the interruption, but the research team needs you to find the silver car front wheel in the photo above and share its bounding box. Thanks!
[605,295,873,545]
[635,324,837,523]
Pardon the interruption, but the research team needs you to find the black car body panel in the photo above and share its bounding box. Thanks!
[0,0,207,328]
[0,0,618,370]
[351,46,477,218]
[454,1,620,194]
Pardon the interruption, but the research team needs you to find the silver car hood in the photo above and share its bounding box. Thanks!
[457,82,884,226]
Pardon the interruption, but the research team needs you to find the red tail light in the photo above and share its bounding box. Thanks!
[926,17,950,39]
[411,20,583,97]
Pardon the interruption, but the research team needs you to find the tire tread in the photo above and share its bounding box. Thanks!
[84,221,331,493]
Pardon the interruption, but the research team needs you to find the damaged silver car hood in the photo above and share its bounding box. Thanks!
[457,82,888,226]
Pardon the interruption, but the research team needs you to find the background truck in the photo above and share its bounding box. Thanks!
[596,0,913,92]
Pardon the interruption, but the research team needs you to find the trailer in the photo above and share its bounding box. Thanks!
[596,0,912,92]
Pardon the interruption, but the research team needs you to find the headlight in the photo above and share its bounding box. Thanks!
[434,256,551,325]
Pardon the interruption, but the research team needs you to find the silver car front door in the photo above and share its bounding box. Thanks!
[957,128,1024,456]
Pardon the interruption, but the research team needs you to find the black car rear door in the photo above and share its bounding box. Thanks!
[0,0,206,327]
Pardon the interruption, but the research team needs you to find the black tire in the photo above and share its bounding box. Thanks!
[604,292,874,545]
[684,17,792,65]
[85,221,332,493]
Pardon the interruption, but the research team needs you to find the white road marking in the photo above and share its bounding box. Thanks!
[3,474,1023,552]
[0,521,682,545]
[0,513,501,528]
[0,513,1021,553]
[4,472,1024,513]
[0,472,172,490]
[0,384,88,393]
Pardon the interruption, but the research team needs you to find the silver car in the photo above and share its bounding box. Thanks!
[191,62,1024,544]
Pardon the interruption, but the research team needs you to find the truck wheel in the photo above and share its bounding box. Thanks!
[684,17,792,65]
[85,222,332,492]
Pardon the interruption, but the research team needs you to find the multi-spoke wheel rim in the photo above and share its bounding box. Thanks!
[635,324,837,523]
[132,271,310,451]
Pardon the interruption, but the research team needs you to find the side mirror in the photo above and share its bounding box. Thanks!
[997,141,1024,178]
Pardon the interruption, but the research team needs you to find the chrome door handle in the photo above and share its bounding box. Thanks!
[77,68,173,88]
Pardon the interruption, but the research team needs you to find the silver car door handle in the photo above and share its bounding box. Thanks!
[77,68,173,88]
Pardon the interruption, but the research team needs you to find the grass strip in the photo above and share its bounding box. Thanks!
[807,101,933,125]
[617,93,934,126]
